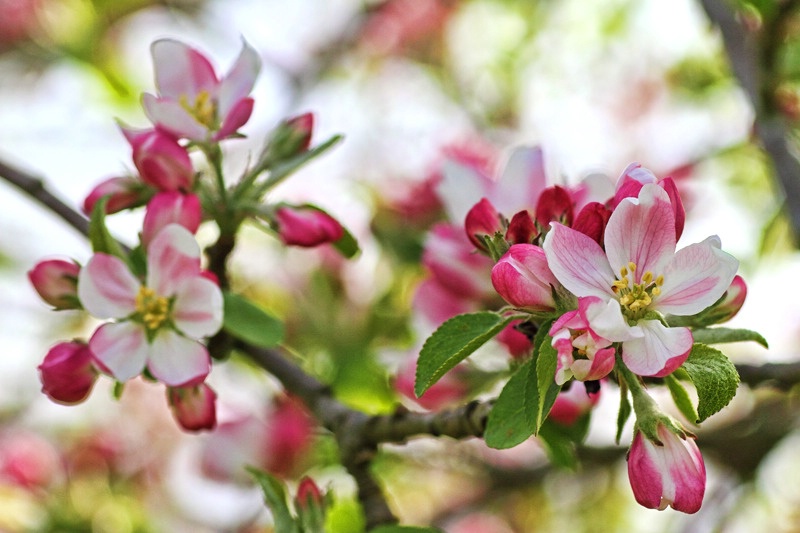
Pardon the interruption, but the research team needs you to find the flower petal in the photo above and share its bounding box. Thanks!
[151,39,218,100]
[214,97,254,140]
[218,39,261,117]
[88,322,148,382]
[621,320,692,377]
[146,224,202,296]
[605,183,675,281]
[147,329,210,386]
[78,254,139,318]
[542,223,616,299]
[493,146,547,214]
[656,236,739,316]
[172,277,224,339]
[142,94,208,141]
[585,298,643,342]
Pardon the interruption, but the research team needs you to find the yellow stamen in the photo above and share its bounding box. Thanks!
[611,261,665,321]
[135,286,170,331]
[642,271,654,285]
[628,261,637,272]
[179,90,217,129]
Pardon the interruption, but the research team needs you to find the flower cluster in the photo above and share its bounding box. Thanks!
[461,161,746,513]
[28,38,350,432]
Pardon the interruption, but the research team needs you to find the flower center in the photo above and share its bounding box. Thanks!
[180,90,217,129]
[135,286,170,331]
[611,262,663,321]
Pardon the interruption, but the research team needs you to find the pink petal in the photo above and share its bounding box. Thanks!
[172,277,224,339]
[147,329,210,386]
[621,320,692,377]
[604,184,675,282]
[78,254,140,319]
[491,244,558,311]
[656,236,739,316]
[217,39,261,117]
[542,223,616,300]
[88,322,148,382]
[142,94,209,141]
[151,39,218,100]
[146,224,202,297]
[214,97,254,140]
[628,431,667,510]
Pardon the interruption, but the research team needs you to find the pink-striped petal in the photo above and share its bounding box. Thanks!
[151,39,218,100]
[584,298,643,342]
[147,330,210,386]
[172,277,223,339]
[542,223,616,300]
[214,97,254,140]
[88,322,148,382]
[621,320,692,377]
[604,184,676,282]
[656,236,739,316]
[217,39,260,117]
[142,94,209,141]
[78,254,140,319]
[146,224,202,297]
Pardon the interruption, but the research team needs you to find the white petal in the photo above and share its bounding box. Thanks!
[142,93,209,141]
[78,254,139,319]
[542,223,616,299]
[218,38,261,116]
[147,224,202,297]
[586,299,643,342]
[173,277,224,339]
[622,320,693,377]
[88,322,148,382]
[147,329,210,386]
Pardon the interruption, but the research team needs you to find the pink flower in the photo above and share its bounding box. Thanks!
[0,431,61,490]
[296,476,324,510]
[627,425,706,513]
[549,297,616,385]
[274,205,344,247]
[548,382,601,426]
[28,259,81,310]
[83,176,151,215]
[572,201,612,246]
[505,210,537,245]
[142,38,261,142]
[613,163,685,241]
[464,198,504,251]
[38,341,98,404]
[122,127,195,191]
[77,224,223,386]
[535,185,574,228]
[543,183,738,377]
[141,191,202,247]
[168,383,217,432]
[491,244,559,311]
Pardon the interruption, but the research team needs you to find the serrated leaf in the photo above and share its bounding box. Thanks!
[692,327,768,348]
[222,292,284,348]
[89,196,127,259]
[484,357,537,449]
[680,344,740,422]
[616,380,631,444]
[415,312,513,397]
[535,332,561,431]
[665,373,699,424]
[247,467,298,533]
[538,414,591,470]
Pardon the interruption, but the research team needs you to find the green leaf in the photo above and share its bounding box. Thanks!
[535,332,561,430]
[222,292,284,348]
[415,312,514,397]
[484,357,537,449]
[616,379,631,444]
[680,343,740,422]
[261,134,344,191]
[538,414,591,470]
[89,196,127,259]
[691,327,768,348]
[247,467,298,533]
[332,224,360,259]
[665,373,699,424]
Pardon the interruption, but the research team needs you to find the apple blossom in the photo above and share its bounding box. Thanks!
[77,224,223,386]
[548,381,601,426]
[505,209,537,245]
[142,38,261,142]
[549,296,616,385]
[543,183,738,377]
[273,205,345,247]
[38,341,98,404]
[83,176,151,215]
[613,163,685,241]
[627,424,706,513]
[141,191,202,247]
[28,259,81,310]
[168,383,217,432]
[491,244,560,311]
[464,197,504,251]
[535,185,574,228]
[122,127,195,191]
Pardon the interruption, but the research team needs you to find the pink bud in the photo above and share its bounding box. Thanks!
[496,320,532,359]
[274,205,344,247]
[0,431,61,489]
[718,275,747,320]
[83,176,151,215]
[38,341,98,404]
[491,244,558,311]
[505,210,537,245]
[464,198,504,251]
[296,476,323,510]
[535,185,574,228]
[572,202,612,246]
[122,127,194,191]
[548,382,601,426]
[28,259,81,310]
[285,113,314,153]
[141,191,202,247]
[167,383,217,432]
[627,425,706,513]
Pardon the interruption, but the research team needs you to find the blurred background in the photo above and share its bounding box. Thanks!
[0,0,799,531]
